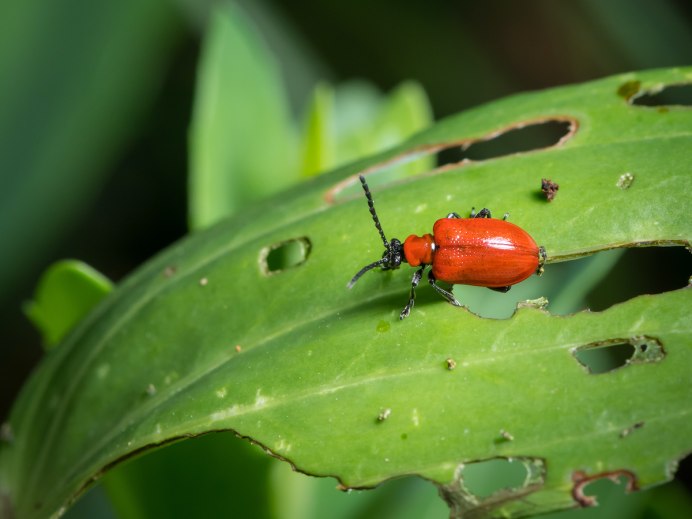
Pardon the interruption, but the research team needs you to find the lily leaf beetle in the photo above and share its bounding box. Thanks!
[347,175,547,319]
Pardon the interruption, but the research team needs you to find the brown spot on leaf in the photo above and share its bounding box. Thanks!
[617,80,641,101]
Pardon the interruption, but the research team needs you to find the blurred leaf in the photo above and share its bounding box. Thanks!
[269,461,447,519]
[371,81,433,154]
[300,82,336,177]
[23,260,112,350]
[101,432,273,519]
[300,80,434,177]
[0,0,181,302]
[188,3,298,230]
[1,67,691,519]
[582,0,692,68]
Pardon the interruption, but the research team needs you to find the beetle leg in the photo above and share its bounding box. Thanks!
[446,212,461,219]
[502,212,510,221]
[473,208,492,219]
[400,266,426,319]
[488,286,511,293]
[428,271,462,307]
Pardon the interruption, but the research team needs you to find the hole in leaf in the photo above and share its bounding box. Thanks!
[572,469,638,507]
[436,119,574,166]
[572,336,664,374]
[326,117,577,205]
[573,342,635,374]
[631,83,692,107]
[460,457,544,499]
[585,247,692,311]
[259,237,311,275]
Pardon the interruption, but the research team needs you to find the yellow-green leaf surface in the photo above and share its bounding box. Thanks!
[1,68,691,519]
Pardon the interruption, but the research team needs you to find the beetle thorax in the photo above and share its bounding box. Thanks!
[403,234,434,267]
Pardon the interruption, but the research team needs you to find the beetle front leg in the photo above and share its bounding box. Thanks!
[428,271,462,307]
[446,212,461,219]
[400,266,426,320]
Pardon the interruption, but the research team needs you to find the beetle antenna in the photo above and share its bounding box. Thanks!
[358,175,389,250]
[347,258,388,289]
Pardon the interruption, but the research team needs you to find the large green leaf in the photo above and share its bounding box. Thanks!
[1,67,691,519]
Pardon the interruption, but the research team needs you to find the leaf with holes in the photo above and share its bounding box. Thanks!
[1,67,691,519]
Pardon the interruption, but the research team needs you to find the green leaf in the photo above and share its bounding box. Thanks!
[23,260,113,349]
[1,67,691,519]
[188,3,298,230]
[300,82,336,177]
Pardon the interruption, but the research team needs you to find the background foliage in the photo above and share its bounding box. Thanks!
[1,1,691,518]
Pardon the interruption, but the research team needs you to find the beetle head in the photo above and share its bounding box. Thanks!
[347,237,403,289]
[382,238,403,269]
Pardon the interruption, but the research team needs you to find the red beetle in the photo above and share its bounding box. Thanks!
[348,175,546,319]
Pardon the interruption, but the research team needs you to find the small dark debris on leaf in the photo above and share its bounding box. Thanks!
[619,421,644,438]
[446,358,457,370]
[163,265,177,278]
[377,408,392,422]
[541,178,559,201]
[616,172,634,190]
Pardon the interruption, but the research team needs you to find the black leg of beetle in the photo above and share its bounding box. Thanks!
[473,208,492,219]
[428,271,462,307]
[488,286,511,293]
[400,266,426,319]
[446,212,461,219]
[502,212,509,221]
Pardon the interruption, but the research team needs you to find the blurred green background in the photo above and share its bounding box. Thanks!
[1,0,691,517]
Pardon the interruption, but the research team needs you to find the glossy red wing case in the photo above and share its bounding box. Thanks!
[431,218,540,287]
